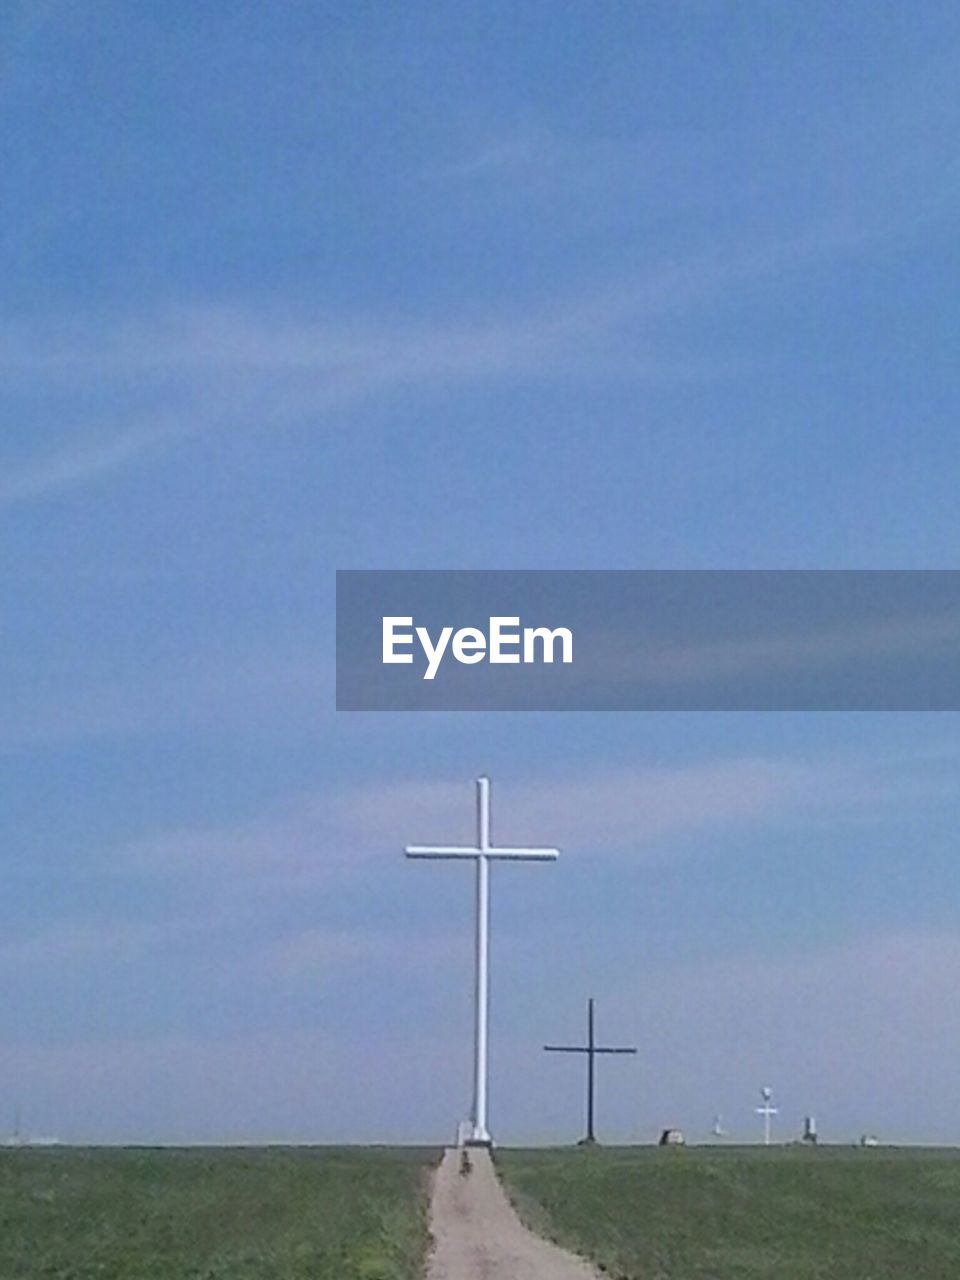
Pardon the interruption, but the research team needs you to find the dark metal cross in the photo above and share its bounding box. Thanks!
[544,997,637,1145]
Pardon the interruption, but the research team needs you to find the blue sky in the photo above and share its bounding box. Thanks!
[3,2,960,1144]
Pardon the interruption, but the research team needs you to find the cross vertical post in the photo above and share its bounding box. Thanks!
[405,776,559,1147]
[586,997,596,1143]
[473,778,491,1141]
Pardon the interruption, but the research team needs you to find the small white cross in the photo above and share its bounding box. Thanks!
[756,1086,779,1146]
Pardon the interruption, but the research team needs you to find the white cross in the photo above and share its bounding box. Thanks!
[756,1086,778,1146]
[405,775,559,1146]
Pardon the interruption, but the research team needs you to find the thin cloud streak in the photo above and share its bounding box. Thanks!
[0,646,328,750]
[0,422,183,509]
[115,746,960,894]
[0,202,914,511]
[333,751,959,861]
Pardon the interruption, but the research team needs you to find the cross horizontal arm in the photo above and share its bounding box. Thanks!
[487,847,559,861]
[405,845,559,861]
[405,845,481,858]
[544,1045,637,1054]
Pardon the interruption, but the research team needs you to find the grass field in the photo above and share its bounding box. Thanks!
[0,1146,437,1280]
[498,1145,960,1279]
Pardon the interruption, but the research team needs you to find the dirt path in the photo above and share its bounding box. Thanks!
[425,1147,599,1280]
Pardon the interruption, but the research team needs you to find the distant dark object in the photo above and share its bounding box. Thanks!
[459,1149,471,1177]
[659,1129,685,1146]
[802,1116,818,1145]
[544,997,637,1145]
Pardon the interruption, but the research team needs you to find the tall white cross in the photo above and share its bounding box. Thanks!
[405,775,559,1147]
[756,1086,778,1146]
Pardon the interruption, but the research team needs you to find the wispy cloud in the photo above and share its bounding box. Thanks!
[1,284,745,388]
[331,750,959,860]
[0,421,183,509]
[5,94,952,518]
[0,645,327,750]
[338,759,800,857]
[0,919,167,974]
[440,126,560,180]
[441,65,960,230]
[0,205,901,511]
[0,304,734,513]
[266,925,462,981]
[114,746,960,898]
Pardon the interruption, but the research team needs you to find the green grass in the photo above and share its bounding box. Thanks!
[498,1145,960,1279]
[0,1146,438,1280]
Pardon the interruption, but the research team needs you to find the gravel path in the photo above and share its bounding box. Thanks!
[425,1147,600,1280]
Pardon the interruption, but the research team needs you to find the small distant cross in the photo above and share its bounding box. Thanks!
[544,997,637,1144]
[756,1087,779,1146]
